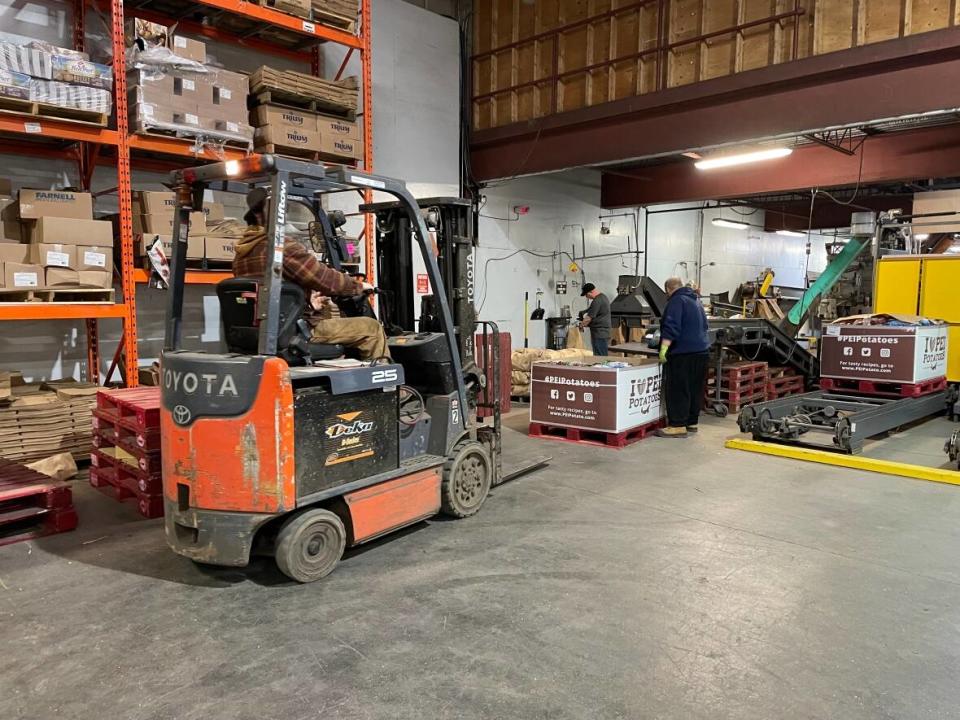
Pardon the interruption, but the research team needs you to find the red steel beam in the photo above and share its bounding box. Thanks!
[470,26,960,181]
[600,125,960,208]
[759,196,915,232]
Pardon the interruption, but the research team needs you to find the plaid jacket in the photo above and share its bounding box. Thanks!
[232,227,363,298]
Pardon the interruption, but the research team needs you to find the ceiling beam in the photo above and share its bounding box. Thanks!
[470,26,960,181]
[600,124,960,208]
[758,196,915,232]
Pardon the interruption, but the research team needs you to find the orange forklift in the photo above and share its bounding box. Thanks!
[160,156,503,582]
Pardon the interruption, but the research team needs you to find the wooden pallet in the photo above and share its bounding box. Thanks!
[255,143,358,164]
[819,376,947,398]
[0,287,115,303]
[767,366,798,380]
[250,90,356,121]
[130,124,254,150]
[0,458,77,547]
[0,96,109,127]
[89,465,163,519]
[528,417,665,449]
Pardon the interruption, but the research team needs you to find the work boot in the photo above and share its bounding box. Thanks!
[656,426,688,438]
[686,425,699,433]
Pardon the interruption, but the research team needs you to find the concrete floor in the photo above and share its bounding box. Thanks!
[2,410,960,720]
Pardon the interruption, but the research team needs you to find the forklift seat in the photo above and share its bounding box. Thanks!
[216,277,344,363]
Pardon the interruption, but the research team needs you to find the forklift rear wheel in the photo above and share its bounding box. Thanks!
[275,508,346,583]
[441,441,492,518]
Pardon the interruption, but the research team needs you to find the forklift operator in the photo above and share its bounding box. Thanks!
[232,189,390,360]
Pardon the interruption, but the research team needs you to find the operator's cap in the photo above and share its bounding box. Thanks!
[581,282,596,297]
[243,187,268,226]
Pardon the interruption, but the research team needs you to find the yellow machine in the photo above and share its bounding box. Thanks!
[875,254,960,382]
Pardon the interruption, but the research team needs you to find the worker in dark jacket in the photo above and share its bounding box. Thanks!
[657,277,710,438]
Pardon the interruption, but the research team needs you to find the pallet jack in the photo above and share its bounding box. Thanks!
[159,156,533,582]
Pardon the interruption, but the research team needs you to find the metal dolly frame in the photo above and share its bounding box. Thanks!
[738,390,948,454]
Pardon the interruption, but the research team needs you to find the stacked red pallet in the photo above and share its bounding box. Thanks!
[0,458,77,546]
[89,387,163,519]
[766,366,805,400]
[705,361,768,413]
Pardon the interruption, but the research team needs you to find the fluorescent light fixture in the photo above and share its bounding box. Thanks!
[776,229,805,237]
[712,218,750,230]
[914,233,930,240]
[695,147,792,170]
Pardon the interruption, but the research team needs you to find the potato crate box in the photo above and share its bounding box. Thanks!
[530,357,662,433]
[205,236,236,262]
[820,315,948,385]
[139,233,204,261]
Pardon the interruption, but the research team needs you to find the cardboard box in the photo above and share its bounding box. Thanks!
[530,357,662,433]
[134,190,176,216]
[30,217,113,246]
[139,233,204,260]
[3,262,42,289]
[212,69,248,103]
[0,198,22,241]
[321,133,362,160]
[0,179,12,196]
[821,319,948,384]
[0,243,28,264]
[170,34,206,63]
[78,270,112,288]
[45,267,79,286]
[18,190,92,220]
[253,104,316,131]
[78,245,113,273]
[174,74,211,103]
[317,115,361,140]
[30,243,77,269]
[134,212,206,236]
[205,236,236,262]
[255,124,323,152]
[204,202,225,222]
[0,69,32,100]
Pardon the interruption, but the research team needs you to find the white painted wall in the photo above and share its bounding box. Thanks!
[475,170,835,348]
[0,0,460,381]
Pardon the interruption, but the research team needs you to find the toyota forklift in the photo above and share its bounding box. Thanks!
[160,155,502,582]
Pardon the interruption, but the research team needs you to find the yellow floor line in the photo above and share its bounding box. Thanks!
[725,438,960,487]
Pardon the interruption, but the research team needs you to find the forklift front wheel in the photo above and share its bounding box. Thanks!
[441,441,492,518]
[275,508,347,583]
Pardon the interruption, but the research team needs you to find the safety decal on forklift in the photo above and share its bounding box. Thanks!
[349,175,385,190]
[324,412,376,466]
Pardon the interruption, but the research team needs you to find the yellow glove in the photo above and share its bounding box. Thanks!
[659,344,668,363]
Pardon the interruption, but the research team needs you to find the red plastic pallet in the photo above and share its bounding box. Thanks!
[766,375,805,400]
[89,466,164,519]
[96,387,161,431]
[819,376,947,398]
[0,459,77,547]
[528,417,665,449]
[708,361,768,383]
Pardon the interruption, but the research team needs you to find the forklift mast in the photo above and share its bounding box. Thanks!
[361,198,478,363]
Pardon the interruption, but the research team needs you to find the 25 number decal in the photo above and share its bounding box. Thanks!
[372,368,399,384]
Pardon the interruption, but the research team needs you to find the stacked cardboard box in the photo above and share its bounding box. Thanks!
[252,104,362,160]
[0,189,114,290]
[133,190,236,264]
[259,0,358,29]
[249,67,362,161]
[0,376,98,463]
[0,41,112,117]
[126,19,254,148]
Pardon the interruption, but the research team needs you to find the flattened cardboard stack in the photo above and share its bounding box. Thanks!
[0,376,98,463]
[257,0,358,29]
[250,66,361,161]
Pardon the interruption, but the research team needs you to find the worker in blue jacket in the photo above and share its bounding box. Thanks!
[657,277,710,438]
